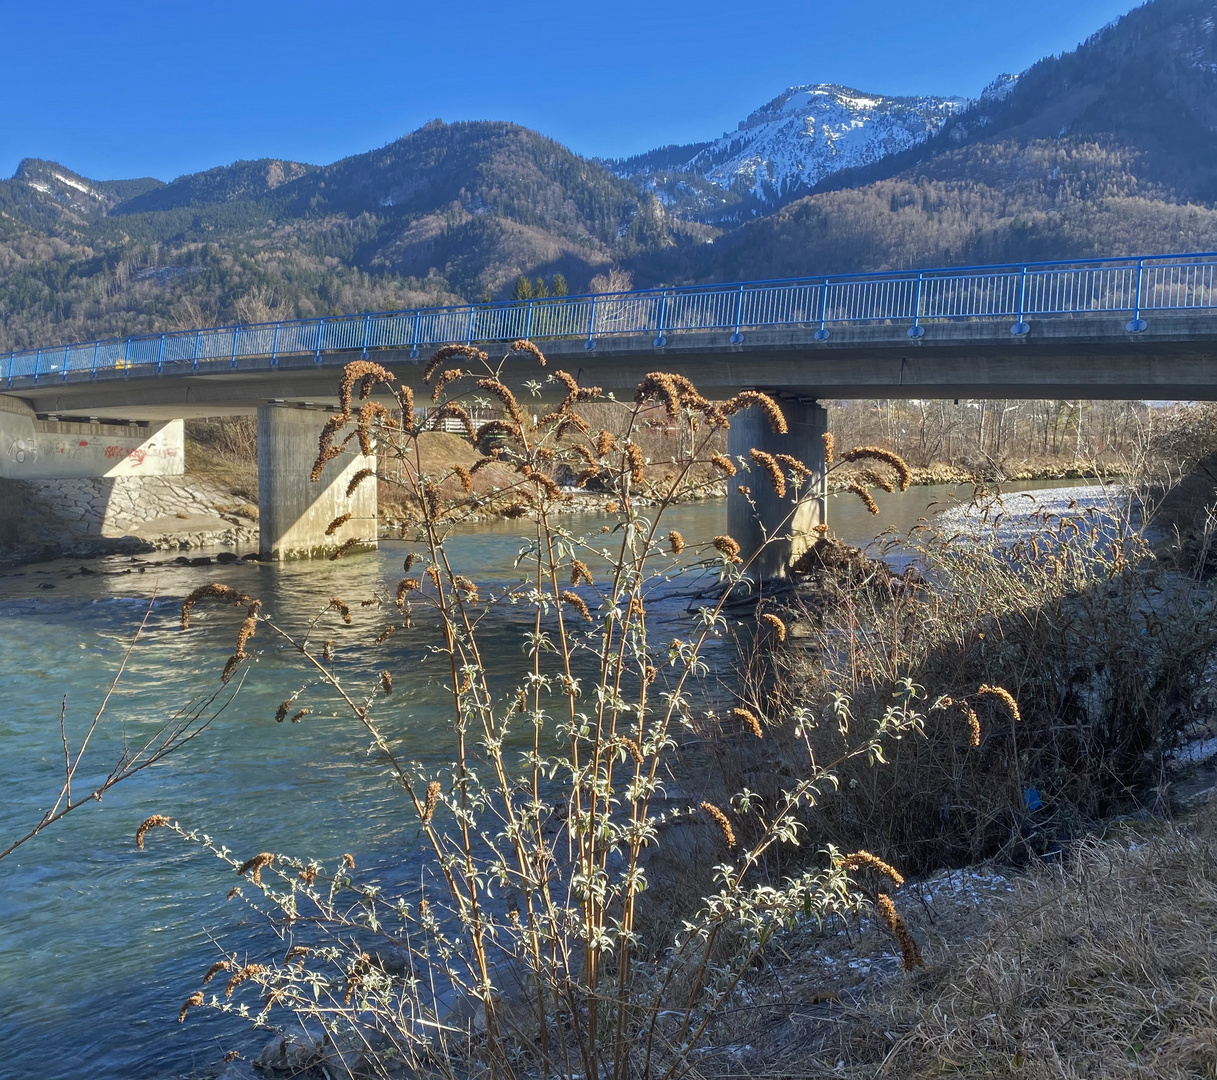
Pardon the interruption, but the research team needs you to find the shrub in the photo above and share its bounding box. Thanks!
[147,346,928,1080]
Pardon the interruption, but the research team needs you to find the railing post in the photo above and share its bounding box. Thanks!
[1126,258,1148,332]
[124,337,132,374]
[585,295,597,350]
[815,277,831,341]
[410,311,421,359]
[91,342,100,379]
[654,289,668,348]
[192,330,201,372]
[270,324,280,367]
[731,284,744,345]
[156,334,166,375]
[907,272,926,339]
[465,307,475,347]
[316,319,326,364]
[33,349,41,384]
[61,344,70,381]
[524,299,534,341]
[230,327,240,369]
[7,351,14,387]
[360,314,371,359]
[1011,266,1031,335]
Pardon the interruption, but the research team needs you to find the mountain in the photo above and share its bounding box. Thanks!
[9,0,1217,355]
[636,0,1217,285]
[609,84,967,223]
[0,122,677,352]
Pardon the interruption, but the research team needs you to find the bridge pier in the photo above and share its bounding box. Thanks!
[727,397,827,580]
[257,404,377,561]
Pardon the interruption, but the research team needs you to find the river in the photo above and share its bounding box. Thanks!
[0,480,1090,1078]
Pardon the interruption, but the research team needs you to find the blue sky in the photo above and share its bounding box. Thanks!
[2,0,1141,182]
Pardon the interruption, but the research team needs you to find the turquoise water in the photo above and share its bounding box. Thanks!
[0,482,1083,1078]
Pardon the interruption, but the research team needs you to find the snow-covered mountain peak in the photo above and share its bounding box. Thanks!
[688,83,967,202]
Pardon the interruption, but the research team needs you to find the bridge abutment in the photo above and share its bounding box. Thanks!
[727,397,827,580]
[0,395,184,479]
[257,404,377,561]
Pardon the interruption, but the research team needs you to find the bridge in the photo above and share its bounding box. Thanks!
[5,252,1217,572]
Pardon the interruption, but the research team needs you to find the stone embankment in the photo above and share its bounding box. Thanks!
[0,476,257,569]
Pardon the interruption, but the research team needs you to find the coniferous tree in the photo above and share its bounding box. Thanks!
[551,273,568,297]
[533,276,549,299]
[513,275,533,301]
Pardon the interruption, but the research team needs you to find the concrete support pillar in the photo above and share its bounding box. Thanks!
[258,404,377,561]
[727,396,827,580]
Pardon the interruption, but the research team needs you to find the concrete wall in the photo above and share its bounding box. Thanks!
[257,403,377,560]
[0,395,184,479]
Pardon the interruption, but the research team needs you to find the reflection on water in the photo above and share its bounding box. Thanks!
[0,481,1084,1077]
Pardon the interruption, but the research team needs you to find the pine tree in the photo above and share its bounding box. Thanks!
[533,277,549,299]
[551,273,568,297]
[513,275,533,301]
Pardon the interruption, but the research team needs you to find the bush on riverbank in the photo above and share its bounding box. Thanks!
[759,491,1217,876]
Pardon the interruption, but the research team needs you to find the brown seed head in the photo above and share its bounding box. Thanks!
[733,706,764,738]
[224,964,266,999]
[842,850,905,888]
[380,670,393,695]
[135,815,170,849]
[841,446,912,492]
[325,513,352,536]
[422,344,487,384]
[328,598,353,624]
[668,530,685,555]
[289,710,309,724]
[977,684,1021,723]
[760,612,787,641]
[178,991,204,1023]
[430,367,464,400]
[750,449,786,497]
[560,590,592,621]
[625,442,645,483]
[710,453,737,477]
[452,464,473,494]
[180,584,253,630]
[236,852,275,887]
[476,377,525,426]
[328,537,361,561]
[345,469,375,498]
[342,853,356,870]
[570,559,593,586]
[202,961,231,984]
[876,893,924,972]
[723,390,787,434]
[620,736,645,764]
[700,802,736,847]
[822,431,835,464]
[355,401,391,455]
[596,429,616,457]
[510,339,547,367]
[846,482,880,515]
[338,360,395,414]
[422,780,442,825]
[713,535,742,563]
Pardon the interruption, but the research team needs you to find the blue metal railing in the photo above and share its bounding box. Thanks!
[7,252,1217,387]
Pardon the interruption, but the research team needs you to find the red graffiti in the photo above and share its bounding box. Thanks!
[104,445,146,464]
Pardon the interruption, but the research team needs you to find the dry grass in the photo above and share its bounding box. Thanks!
[692,807,1217,1080]
[883,808,1217,1079]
